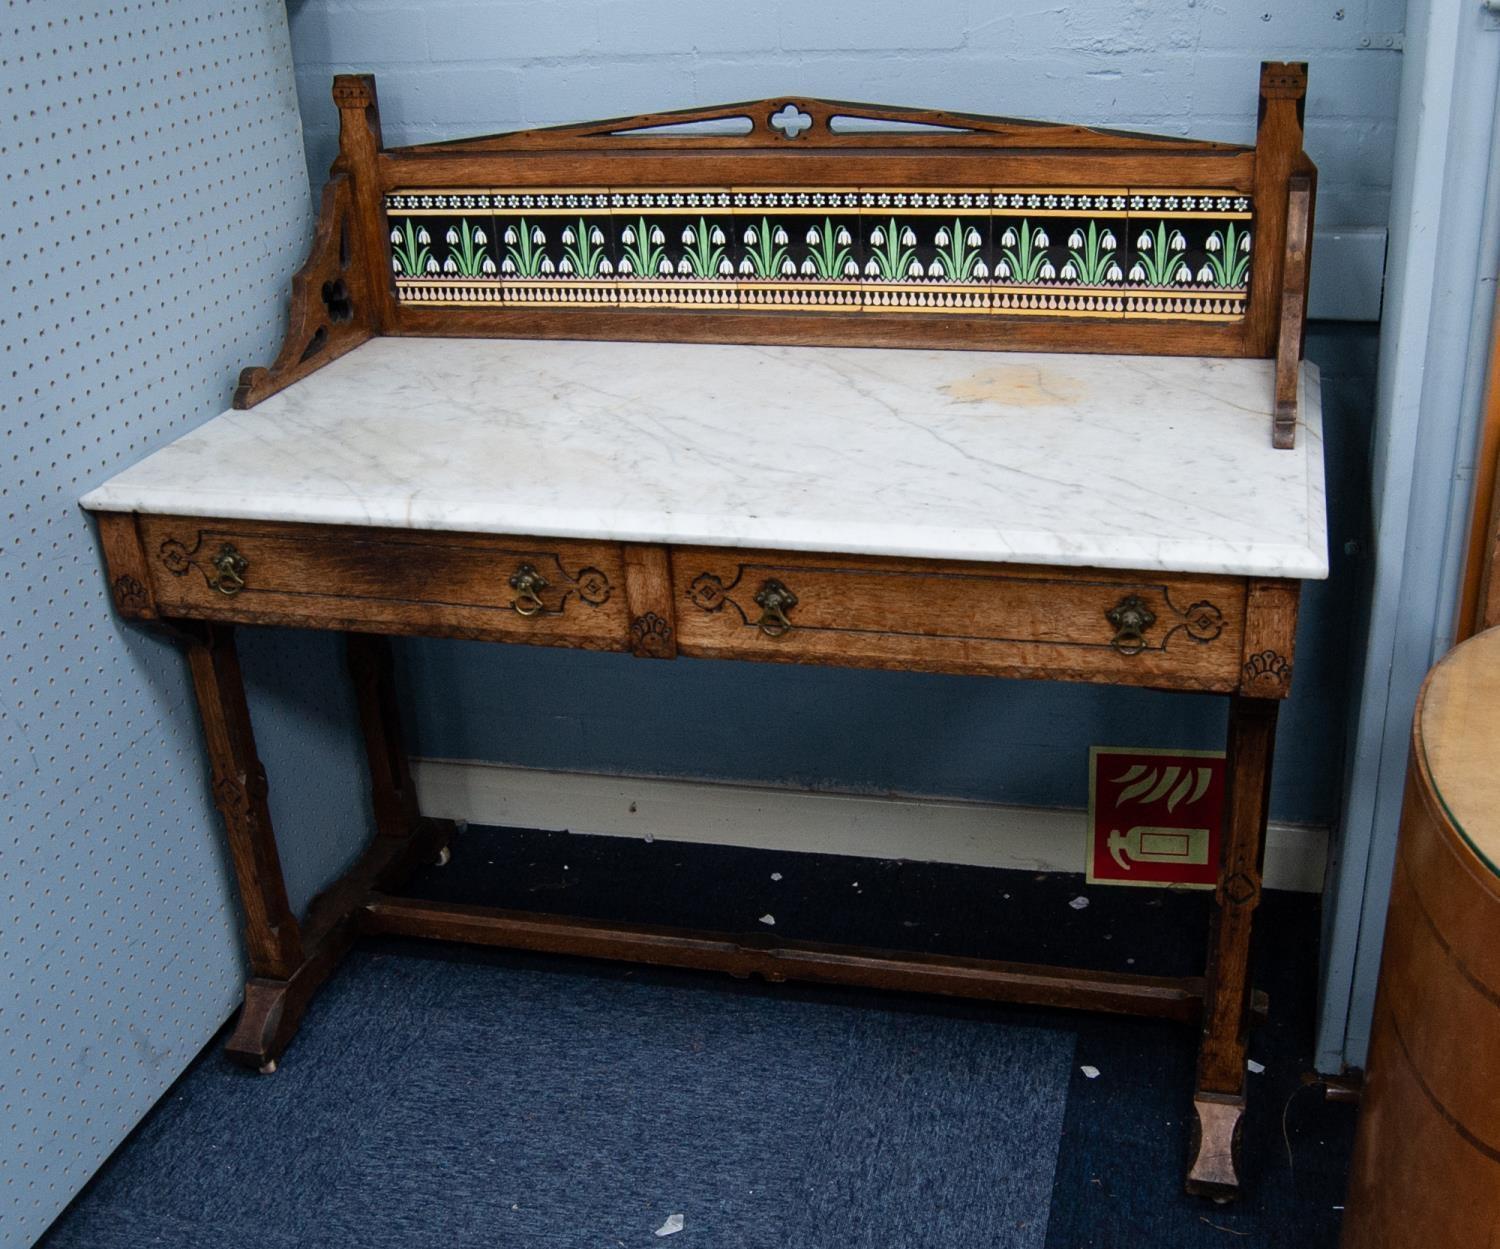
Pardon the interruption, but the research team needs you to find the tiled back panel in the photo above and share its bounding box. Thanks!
[386,186,1252,319]
[1,4,370,1245]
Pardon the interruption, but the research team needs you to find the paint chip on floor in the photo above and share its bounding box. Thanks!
[1081,1065,1101,1079]
[1069,896,1090,910]
[1247,1059,1265,1074]
[770,872,782,881]
[655,1213,684,1237]
[759,914,775,925]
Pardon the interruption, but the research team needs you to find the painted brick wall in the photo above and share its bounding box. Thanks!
[288,0,1405,229]
[282,1,1397,825]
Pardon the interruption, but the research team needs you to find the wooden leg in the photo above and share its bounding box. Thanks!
[184,622,310,1069]
[185,622,305,981]
[183,625,450,1071]
[348,633,420,839]
[345,632,455,873]
[1186,694,1278,1199]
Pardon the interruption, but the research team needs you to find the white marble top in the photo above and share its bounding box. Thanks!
[82,337,1328,579]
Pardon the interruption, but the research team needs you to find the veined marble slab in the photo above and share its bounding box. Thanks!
[82,337,1328,578]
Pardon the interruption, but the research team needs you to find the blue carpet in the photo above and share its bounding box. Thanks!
[42,947,1075,1249]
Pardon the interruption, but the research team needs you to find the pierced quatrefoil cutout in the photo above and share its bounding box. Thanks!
[321,278,353,323]
[769,103,814,139]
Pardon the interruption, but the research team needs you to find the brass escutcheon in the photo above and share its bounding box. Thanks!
[752,578,798,638]
[1106,593,1156,654]
[208,544,248,597]
[508,563,549,616]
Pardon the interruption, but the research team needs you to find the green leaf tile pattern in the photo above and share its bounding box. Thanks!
[384,186,1253,320]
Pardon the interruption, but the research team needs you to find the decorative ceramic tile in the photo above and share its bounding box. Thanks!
[490,189,615,307]
[853,190,987,314]
[380,184,1254,320]
[612,189,736,308]
[731,188,863,310]
[988,188,1129,318]
[385,191,503,303]
[1123,189,1253,320]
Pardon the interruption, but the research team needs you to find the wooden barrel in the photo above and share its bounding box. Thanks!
[1342,626,1500,1247]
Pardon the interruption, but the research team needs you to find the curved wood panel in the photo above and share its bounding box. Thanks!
[1342,629,1500,1248]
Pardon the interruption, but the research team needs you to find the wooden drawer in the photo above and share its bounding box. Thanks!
[670,547,1248,692]
[137,516,630,649]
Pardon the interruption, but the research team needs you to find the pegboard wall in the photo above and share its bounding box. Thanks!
[0,4,372,1246]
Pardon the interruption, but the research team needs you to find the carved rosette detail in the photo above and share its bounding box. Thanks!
[1181,600,1224,641]
[574,567,612,606]
[160,538,192,575]
[629,612,674,658]
[111,575,148,614]
[1241,649,1292,692]
[688,572,727,612]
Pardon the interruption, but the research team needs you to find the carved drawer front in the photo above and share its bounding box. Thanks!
[139,517,630,649]
[671,549,1248,692]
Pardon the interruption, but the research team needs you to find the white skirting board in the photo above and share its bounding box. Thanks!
[412,759,1328,894]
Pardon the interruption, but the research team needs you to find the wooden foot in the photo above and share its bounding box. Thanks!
[1187,694,1278,1199]
[220,813,453,1070]
[223,942,346,1071]
[1185,1091,1246,1198]
[225,978,293,1069]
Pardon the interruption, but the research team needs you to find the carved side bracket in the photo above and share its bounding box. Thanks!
[1272,171,1313,449]
[1250,61,1311,445]
[234,173,374,408]
[236,76,388,408]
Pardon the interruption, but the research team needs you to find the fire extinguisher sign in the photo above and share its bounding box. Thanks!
[1087,747,1226,889]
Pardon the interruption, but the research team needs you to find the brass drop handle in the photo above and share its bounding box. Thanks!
[752,578,798,638]
[1106,594,1156,655]
[209,544,248,597]
[508,563,549,616]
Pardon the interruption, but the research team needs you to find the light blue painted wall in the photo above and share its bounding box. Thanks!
[286,0,1397,826]
[289,0,1404,229]
[0,5,370,1245]
[1317,0,1500,1070]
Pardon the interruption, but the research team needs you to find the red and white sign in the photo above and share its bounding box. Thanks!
[1087,747,1225,888]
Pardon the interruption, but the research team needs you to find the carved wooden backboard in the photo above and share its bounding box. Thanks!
[238,64,1314,445]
